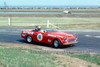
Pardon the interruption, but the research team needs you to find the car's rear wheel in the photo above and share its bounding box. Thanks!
[26,36,33,43]
[53,39,61,48]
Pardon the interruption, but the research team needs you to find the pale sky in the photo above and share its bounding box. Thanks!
[0,0,100,6]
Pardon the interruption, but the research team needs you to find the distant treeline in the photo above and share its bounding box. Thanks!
[0,6,100,9]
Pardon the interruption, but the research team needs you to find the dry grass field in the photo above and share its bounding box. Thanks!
[0,17,100,30]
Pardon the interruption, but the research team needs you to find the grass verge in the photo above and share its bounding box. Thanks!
[0,44,57,67]
[68,53,100,65]
[0,17,100,30]
[0,43,100,67]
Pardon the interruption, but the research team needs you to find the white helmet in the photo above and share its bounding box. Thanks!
[35,26,41,30]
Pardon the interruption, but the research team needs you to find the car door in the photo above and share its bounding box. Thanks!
[32,31,42,42]
[41,32,54,44]
[33,31,50,44]
[41,32,48,43]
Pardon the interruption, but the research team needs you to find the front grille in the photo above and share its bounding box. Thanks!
[68,39,75,42]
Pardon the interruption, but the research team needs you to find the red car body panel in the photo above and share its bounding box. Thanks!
[21,30,77,46]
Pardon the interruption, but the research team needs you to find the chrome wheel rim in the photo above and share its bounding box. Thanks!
[27,36,32,43]
[54,40,58,47]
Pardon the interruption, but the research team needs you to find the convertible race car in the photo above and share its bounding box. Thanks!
[21,28,78,48]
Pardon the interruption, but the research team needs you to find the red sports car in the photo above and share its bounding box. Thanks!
[21,29,78,48]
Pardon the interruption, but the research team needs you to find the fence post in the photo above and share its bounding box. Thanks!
[47,20,49,28]
[8,17,11,26]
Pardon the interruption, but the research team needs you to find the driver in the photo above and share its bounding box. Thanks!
[35,26,41,31]
[35,26,44,32]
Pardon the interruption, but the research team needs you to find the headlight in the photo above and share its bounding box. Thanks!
[64,37,67,41]
[76,36,78,40]
[74,35,78,40]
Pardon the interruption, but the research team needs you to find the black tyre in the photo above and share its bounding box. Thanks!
[53,39,61,48]
[26,36,33,43]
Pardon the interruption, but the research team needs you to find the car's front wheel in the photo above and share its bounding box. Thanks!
[53,39,61,48]
[26,36,33,43]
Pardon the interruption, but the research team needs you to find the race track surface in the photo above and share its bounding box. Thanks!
[0,27,100,53]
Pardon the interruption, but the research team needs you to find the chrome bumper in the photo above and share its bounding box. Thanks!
[63,41,78,45]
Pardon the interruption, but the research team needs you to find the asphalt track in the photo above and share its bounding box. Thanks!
[0,27,100,53]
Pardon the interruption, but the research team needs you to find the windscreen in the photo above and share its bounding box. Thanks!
[45,29,58,33]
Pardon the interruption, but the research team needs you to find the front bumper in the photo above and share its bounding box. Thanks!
[63,41,78,45]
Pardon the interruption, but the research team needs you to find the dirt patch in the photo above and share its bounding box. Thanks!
[0,42,40,49]
[53,54,99,67]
